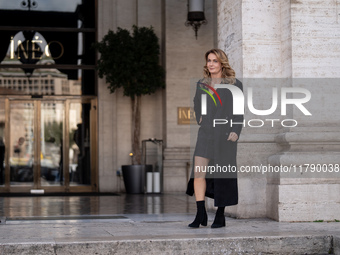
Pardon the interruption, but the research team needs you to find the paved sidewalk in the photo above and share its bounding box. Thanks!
[0,194,339,254]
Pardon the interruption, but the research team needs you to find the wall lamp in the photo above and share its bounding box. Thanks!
[185,0,207,39]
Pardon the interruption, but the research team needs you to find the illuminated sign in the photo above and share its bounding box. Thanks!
[178,107,196,125]
[9,35,64,60]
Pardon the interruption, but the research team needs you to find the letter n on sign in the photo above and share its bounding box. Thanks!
[178,107,196,125]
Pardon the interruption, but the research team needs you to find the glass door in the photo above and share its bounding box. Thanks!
[40,101,64,188]
[9,101,35,188]
[68,100,92,186]
[66,98,97,191]
[1,97,97,193]
[0,98,6,187]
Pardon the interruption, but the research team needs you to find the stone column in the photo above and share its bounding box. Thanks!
[97,0,119,192]
[217,0,340,221]
[267,0,340,221]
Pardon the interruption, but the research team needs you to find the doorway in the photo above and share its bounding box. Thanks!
[0,97,97,193]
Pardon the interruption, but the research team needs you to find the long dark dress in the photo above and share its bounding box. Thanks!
[193,82,217,159]
[186,79,244,207]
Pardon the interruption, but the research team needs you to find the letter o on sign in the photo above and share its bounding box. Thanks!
[45,41,64,60]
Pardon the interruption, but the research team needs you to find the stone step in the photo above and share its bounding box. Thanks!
[163,160,190,167]
[164,147,191,152]
[163,153,191,160]
[0,234,337,255]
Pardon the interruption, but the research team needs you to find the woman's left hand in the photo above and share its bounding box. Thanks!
[227,132,238,142]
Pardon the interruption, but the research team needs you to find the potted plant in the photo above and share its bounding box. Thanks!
[93,26,165,193]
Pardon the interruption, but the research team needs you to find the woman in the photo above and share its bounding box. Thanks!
[186,49,243,228]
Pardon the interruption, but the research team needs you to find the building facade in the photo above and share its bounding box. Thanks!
[0,0,339,222]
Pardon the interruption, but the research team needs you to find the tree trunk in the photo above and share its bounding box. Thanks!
[131,95,141,165]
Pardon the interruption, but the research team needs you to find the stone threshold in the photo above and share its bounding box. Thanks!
[0,234,339,255]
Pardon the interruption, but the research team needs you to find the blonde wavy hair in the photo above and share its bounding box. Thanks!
[203,49,235,84]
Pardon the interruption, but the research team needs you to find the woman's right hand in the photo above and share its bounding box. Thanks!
[227,132,238,142]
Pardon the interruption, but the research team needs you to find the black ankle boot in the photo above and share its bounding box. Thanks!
[211,206,225,228]
[188,200,207,228]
